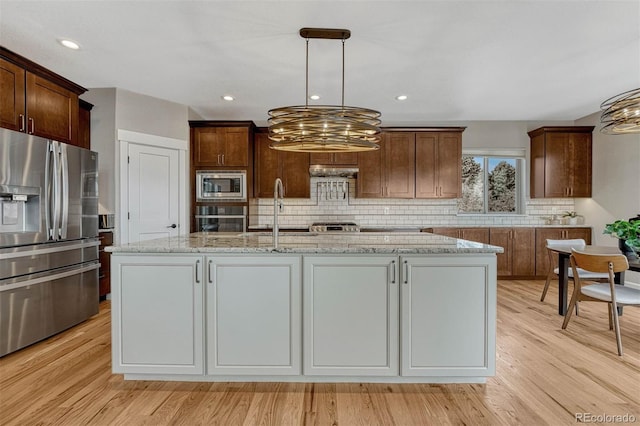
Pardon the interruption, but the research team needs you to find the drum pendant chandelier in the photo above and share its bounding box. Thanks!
[268,28,382,152]
[600,88,640,134]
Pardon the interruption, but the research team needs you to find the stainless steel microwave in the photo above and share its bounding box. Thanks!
[196,171,246,202]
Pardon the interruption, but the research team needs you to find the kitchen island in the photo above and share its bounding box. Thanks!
[108,232,502,383]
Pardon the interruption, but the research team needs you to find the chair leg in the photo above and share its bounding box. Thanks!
[541,272,553,302]
[562,291,579,329]
[611,303,623,356]
[607,303,613,330]
[575,301,579,316]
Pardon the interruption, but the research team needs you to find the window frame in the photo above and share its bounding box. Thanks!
[459,150,525,215]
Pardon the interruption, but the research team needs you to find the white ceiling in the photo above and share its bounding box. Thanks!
[1,1,639,126]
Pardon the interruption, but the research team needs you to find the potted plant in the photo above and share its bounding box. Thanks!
[562,211,580,225]
[604,219,640,258]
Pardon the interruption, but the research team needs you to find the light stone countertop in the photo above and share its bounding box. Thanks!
[107,232,504,255]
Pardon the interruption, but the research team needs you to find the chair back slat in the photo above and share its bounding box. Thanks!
[546,238,586,248]
[571,249,629,273]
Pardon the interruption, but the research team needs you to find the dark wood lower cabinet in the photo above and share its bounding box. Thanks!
[431,226,590,279]
[490,228,535,278]
[432,227,490,245]
[99,231,113,299]
[534,227,591,278]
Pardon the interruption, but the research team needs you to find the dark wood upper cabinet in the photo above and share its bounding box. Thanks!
[78,99,93,150]
[357,128,463,199]
[415,131,462,199]
[0,58,26,131]
[384,132,415,198]
[356,141,384,198]
[191,122,253,167]
[254,130,310,198]
[528,126,594,198]
[1,47,85,146]
[310,152,358,166]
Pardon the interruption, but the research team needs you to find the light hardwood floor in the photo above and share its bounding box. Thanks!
[1,280,639,425]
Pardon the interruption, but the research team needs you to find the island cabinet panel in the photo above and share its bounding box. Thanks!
[528,126,593,198]
[254,130,310,198]
[206,256,302,375]
[303,256,399,376]
[489,228,535,277]
[400,255,496,377]
[111,255,204,375]
[534,227,592,277]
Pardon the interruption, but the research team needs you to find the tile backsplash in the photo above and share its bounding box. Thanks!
[249,177,579,229]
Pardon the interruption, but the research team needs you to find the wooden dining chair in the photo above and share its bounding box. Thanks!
[562,249,640,356]
[540,239,609,306]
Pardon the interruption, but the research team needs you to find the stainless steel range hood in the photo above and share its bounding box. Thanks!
[309,165,359,178]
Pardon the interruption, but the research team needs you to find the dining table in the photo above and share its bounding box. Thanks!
[546,244,639,315]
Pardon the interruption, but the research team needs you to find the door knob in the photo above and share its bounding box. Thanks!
[167,224,177,229]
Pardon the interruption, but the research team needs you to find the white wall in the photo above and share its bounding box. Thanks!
[575,112,640,284]
[115,89,189,141]
[80,88,116,215]
[80,88,190,215]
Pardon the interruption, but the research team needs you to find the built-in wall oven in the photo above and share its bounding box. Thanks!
[195,205,246,233]
[196,170,246,202]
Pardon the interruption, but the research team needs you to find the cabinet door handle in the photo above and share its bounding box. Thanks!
[208,259,213,284]
[28,118,34,134]
[221,154,225,165]
[19,114,25,132]
[195,259,201,283]
[403,260,409,284]
[390,260,396,284]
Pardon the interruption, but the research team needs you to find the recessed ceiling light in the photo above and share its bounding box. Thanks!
[222,95,234,101]
[309,94,321,101]
[59,39,80,50]
[395,95,408,101]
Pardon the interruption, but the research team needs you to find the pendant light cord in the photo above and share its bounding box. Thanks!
[305,38,309,108]
[342,38,345,109]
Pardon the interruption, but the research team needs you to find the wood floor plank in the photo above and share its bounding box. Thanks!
[1,279,639,425]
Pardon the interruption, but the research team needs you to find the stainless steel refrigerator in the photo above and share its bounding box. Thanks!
[0,128,99,357]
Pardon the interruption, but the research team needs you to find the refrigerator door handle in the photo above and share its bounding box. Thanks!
[59,143,69,240]
[51,141,62,240]
[45,141,53,239]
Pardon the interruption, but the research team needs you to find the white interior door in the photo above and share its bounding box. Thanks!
[127,143,180,243]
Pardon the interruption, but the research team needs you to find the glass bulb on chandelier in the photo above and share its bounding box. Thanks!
[268,28,382,152]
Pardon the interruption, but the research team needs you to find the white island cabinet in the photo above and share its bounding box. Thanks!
[111,255,204,375]
[303,256,398,376]
[206,255,301,375]
[108,232,501,383]
[401,255,496,377]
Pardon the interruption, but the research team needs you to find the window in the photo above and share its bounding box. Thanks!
[459,154,523,214]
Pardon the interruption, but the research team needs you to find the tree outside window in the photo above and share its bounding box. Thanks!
[460,156,519,214]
